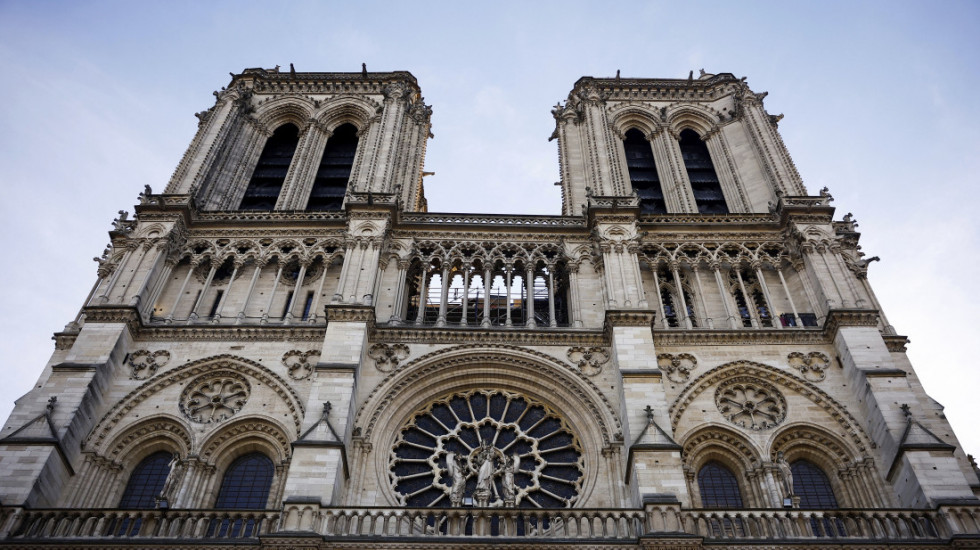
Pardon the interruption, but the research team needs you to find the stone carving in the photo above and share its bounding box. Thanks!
[282,350,320,380]
[787,351,830,382]
[368,343,410,373]
[566,346,609,376]
[180,373,250,424]
[127,350,171,380]
[715,377,786,430]
[657,353,697,383]
[389,389,584,508]
[774,451,794,498]
[157,452,184,505]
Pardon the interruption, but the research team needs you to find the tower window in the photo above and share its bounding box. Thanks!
[679,129,728,214]
[623,129,665,214]
[240,124,300,211]
[308,123,358,211]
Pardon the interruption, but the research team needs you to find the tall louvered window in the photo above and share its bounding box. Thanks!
[679,129,728,214]
[623,129,666,214]
[240,124,300,211]
[308,123,358,211]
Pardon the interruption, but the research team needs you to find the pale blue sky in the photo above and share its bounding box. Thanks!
[1,1,978,453]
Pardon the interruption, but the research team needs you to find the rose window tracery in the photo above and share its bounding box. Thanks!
[715,377,786,430]
[389,390,584,508]
[179,373,250,424]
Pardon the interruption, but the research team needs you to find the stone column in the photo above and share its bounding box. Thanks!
[237,261,263,324]
[754,263,780,329]
[482,265,493,327]
[282,261,308,324]
[436,264,450,327]
[567,262,583,328]
[670,263,692,329]
[388,260,408,324]
[734,267,759,328]
[165,259,198,323]
[691,265,713,329]
[213,259,241,323]
[776,267,802,327]
[187,260,217,323]
[547,267,557,327]
[414,265,429,326]
[261,261,284,324]
[461,265,470,326]
[525,264,536,328]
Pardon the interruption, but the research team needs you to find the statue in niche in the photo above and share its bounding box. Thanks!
[446,452,466,507]
[501,454,520,507]
[775,451,794,497]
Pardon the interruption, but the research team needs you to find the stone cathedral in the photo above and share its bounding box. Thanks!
[0,67,977,549]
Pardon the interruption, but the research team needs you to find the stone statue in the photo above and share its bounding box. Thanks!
[501,454,520,506]
[775,451,793,497]
[473,440,498,506]
[158,452,184,504]
[446,452,466,507]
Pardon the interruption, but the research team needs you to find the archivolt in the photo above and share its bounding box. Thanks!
[669,360,871,454]
[198,415,293,466]
[681,423,762,472]
[253,96,315,132]
[665,104,718,136]
[315,95,379,133]
[607,105,663,138]
[770,422,860,466]
[103,414,192,462]
[84,354,305,451]
[354,344,622,446]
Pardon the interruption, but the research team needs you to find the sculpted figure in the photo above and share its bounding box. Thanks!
[446,452,466,507]
[501,454,520,506]
[775,451,794,497]
[158,452,184,503]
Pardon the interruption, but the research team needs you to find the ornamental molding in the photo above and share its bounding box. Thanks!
[127,349,171,380]
[198,416,294,464]
[566,347,609,376]
[139,326,325,342]
[326,305,375,322]
[669,360,871,453]
[604,310,655,328]
[884,335,910,352]
[179,372,251,424]
[397,213,587,228]
[371,326,607,347]
[282,350,321,380]
[84,354,304,451]
[823,309,879,336]
[680,425,761,471]
[104,415,192,461]
[654,329,827,346]
[354,344,622,445]
[657,353,697,383]
[771,423,858,465]
[787,351,831,382]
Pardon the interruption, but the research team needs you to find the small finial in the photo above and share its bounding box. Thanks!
[615,69,620,80]
[46,396,57,414]
[289,63,296,77]
[644,405,655,424]
[362,63,368,77]
[323,402,332,416]
[900,403,912,418]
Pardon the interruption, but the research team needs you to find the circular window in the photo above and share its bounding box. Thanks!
[179,373,250,424]
[389,389,584,508]
[715,377,786,430]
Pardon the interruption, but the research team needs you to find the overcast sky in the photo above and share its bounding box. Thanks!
[1,1,978,456]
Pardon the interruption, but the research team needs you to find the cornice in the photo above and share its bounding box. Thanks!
[371,325,608,346]
[325,304,376,323]
[605,310,656,328]
[884,335,910,353]
[398,212,586,228]
[653,328,828,347]
[823,308,880,336]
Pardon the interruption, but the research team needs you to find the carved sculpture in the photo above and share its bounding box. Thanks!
[775,451,794,497]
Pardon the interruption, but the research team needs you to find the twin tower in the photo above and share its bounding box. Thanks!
[0,68,976,547]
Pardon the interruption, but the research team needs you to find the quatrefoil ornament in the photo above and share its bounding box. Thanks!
[282,350,321,380]
[657,353,697,383]
[368,344,410,373]
[127,350,171,380]
[566,346,609,376]
[787,351,830,382]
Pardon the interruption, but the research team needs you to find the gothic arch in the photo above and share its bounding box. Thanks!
[253,97,315,132]
[681,424,762,473]
[198,415,293,468]
[84,355,305,452]
[665,105,717,137]
[669,360,872,454]
[355,344,622,506]
[315,96,379,133]
[104,414,192,464]
[607,106,662,138]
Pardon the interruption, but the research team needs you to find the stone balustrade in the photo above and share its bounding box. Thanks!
[1,504,977,543]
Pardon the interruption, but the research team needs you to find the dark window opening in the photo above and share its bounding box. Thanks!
[301,291,314,321]
[679,129,728,214]
[282,291,294,319]
[792,460,846,536]
[308,123,358,211]
[214,453,274,509]
[623,129,666,214]
[208,290,224,319]
[661,287,679,328]
[240,124,299,211]
[799,313,818,327]
[698,461,744,508]
[733,289,753,327]
[118,451,172,509]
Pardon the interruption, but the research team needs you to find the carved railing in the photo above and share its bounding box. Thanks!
[1,508,279,540]
[3,505,978,542]
[399,213,585,227]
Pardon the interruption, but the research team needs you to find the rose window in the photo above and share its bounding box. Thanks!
[390,390,585,508]
[715,377,786,430]
[179,374,250,424]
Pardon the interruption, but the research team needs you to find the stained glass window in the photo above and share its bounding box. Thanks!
[214,453,274,509]
[698,461,744,508]
[118,451,172,509]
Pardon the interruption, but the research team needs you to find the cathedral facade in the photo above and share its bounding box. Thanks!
[0,68,977,548]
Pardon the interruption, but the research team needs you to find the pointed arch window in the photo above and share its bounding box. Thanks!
[697,461,743,508]
[679,129,728,214]
[214,452,275,509]
[308,123,358,211]
[623,129,666,214]
[118,451,172,509]
[792,460,838,508]
[240,124,300,211]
